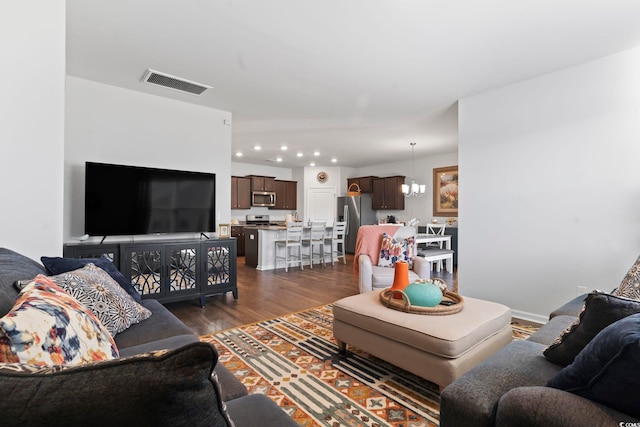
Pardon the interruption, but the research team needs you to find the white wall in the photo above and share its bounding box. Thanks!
[459,47,640,323]
[65,76,232,242]
[356,152,458,224]
[0,2,66,259]
[231,162,294,181]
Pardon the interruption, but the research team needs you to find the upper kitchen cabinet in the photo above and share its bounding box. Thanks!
[271,180,297,210]
[249,175,276,192]
[231,176,251,209]
[347,176,377,194]
[372,176,405,210]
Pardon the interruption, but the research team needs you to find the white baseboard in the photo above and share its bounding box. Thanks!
[511,309,548,325]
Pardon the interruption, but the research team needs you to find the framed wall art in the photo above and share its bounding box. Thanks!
[433,166,458,217]
[218,224,230,238]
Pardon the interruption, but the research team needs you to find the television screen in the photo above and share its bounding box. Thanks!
[85,162,216,236]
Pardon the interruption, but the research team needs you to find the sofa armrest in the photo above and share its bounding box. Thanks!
[412,256,430,280]
[0,248,47,317]
[496,386,639,427]
[527,315,577,346]
[548,294,587,319]
[358,254,373,293]
[0,342,236,426]
[226,394,299,426]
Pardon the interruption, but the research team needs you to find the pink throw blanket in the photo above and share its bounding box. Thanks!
[353,225,400,276]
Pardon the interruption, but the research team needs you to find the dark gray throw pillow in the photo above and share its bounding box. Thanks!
[543,292,640,366]
[547,314,640,419]
[0,342,233,427]
[41,256,141,303]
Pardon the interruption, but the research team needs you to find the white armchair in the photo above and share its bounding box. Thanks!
[356,225,430,294]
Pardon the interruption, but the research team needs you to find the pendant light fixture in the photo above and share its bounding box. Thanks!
[402,142,426,197]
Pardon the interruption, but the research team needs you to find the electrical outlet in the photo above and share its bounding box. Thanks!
[576,286,588,296]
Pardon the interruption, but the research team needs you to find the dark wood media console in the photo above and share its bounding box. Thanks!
[63,238,237,306]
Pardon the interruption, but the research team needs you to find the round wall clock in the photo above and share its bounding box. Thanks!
[317,171,328,183]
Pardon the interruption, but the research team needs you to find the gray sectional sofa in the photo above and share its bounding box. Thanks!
[0,247,297,426]
[440,292,640,426]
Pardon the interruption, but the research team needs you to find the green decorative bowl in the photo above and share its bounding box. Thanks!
[404,282,443,307]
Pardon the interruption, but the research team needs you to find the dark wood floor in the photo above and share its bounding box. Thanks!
[167,255,457,336]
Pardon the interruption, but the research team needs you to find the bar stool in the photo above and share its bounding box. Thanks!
[274,222,304,272]
[324,221,347,265]
[302,221,326,269]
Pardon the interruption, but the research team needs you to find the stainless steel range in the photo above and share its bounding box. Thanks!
[245,214,271,225]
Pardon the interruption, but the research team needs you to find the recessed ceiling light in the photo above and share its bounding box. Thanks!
[331,158,337,163]
[254,145,261,151]
[313,151,320,156]
[281,145,288,151]
[276,157,282,162]
[236,152,243,157]
[296,152,303,157]
[310,162,315,167]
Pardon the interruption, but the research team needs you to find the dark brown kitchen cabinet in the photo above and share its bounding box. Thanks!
[231,225,245,256]
[372,176,405,210]
[249,175,275,192]
[244,228,258,267]
[271,180,297,210]
[347,176,377,194]
[231,176,251,209]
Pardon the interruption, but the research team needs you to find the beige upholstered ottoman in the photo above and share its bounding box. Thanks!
[333,290,512,389]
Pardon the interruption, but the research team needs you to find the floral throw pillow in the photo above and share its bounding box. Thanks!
[378,233,415,268]
[614,255,640,301]
[49,263,151,337]
[0,275,119,365]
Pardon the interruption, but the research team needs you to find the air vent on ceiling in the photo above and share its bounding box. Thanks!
[141,69,212,95]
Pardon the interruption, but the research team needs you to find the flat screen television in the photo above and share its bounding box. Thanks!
[85,162,216,236]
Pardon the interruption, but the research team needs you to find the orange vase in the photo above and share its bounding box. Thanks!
[390,260,410,299]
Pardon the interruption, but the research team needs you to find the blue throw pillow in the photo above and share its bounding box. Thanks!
[546,313,640,418]
[41,256,141,303]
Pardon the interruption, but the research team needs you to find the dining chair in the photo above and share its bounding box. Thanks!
[302,221,326,269]
[426,224,447,248]
[324,221,347,265]
[423,223,447,271]
[274,222,304,272]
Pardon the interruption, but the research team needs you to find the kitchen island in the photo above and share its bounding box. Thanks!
[244,224,334,271]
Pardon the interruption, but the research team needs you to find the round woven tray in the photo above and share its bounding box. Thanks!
[379,286,464,315]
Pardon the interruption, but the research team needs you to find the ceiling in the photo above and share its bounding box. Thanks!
[66,1,640,168]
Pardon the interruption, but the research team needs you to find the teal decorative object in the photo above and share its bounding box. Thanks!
[404,282,443,307]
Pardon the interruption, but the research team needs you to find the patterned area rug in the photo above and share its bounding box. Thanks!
[200,305,536,427]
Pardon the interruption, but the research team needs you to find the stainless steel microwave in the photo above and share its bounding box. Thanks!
[252,191,276,207]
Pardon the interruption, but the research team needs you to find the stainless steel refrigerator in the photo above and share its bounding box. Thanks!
[337,194,377,253]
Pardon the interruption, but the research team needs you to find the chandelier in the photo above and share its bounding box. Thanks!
[402,142,426,197]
